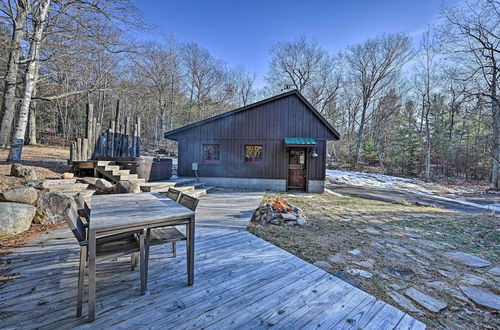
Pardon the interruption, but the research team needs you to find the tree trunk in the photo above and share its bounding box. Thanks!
[28,106,37,145]
[491,73,499,189]
[353,102,367,167]
[8,0,51,162]
[0,2,28,148]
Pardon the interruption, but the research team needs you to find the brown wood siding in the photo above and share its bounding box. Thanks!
[172,94,335,180]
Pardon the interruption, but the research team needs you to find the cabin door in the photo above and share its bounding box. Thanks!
[288,148,306,191]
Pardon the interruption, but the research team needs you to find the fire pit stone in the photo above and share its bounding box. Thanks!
[252,197,306,226]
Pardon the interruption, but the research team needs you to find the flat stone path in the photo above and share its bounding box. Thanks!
[0,190,424,329]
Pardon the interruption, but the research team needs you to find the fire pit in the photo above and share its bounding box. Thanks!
[252,196,306,226]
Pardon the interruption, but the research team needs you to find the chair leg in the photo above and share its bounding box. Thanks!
[145,229,151,291]
[130,252,138,271]
[76,245,87,318]
[172,242,176,258]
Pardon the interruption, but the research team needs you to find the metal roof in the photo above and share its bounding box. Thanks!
[284,137,318,145]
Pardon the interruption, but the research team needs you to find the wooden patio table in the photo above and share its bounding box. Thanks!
[88,192,195,322]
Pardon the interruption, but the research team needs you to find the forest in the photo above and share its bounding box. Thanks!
[0,0,498,187]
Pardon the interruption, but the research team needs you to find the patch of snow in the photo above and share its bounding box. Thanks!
[326,170,500,213]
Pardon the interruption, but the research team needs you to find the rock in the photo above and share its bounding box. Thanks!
[438,269,458,280]
[270,218,282,225]
[403,232,422,239]
[313,261,332,271]
[388,283,407,290]
[296,216,306,226]
[444,251,492,268]
[281,213,297,221]
[361,228,382,236]
[461,274,485,286]
[79,177,98,185]
[94,178,114,192]
[0,202,36,237]
[404,245,434,259]
[328,253,343,265]
[10,164,37,180]
[114,180,141,194]
[348,249,363,256]
[351,259,374,269]
[346,268,373,278]
[488,267,500,276]
[34,192,75,224]
[419,240,445,250]
[388,291,423,314]
[382,265,414,278]
[405,288,447,312]
[459,286,500,310]
[61,172,74,179]
[0,186,38,205]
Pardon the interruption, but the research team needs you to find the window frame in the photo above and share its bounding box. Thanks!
[202,143,222,164]
[244,145,264,164]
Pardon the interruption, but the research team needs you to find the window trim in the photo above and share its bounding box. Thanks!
[202,143,222,164]
[244,145,264,164]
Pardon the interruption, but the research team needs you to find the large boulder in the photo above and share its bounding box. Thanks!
[0,202,36,237]
[114,180,141,194]
[94,178,114,193]
[10,164,37,180]
[34,191,75,224]
[0,186,39,205]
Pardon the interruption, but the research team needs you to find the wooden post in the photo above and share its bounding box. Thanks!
[136,117,141,157]
[115,100,121,128]
[76,138,82,161]
[90,117,97,159]
[93,121,100,158]
[70,141,76,162]
[109,121,115,157]
[82,138,88,161]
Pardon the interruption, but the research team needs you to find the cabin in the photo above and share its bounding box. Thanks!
[164,90,340,193]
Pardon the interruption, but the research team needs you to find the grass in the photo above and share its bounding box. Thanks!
[248,193,500,329]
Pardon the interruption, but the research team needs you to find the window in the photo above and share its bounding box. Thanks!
[244,145,263,164]
[203,144,221,163]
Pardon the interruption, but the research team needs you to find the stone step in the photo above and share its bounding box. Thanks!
[46,183,89,192]
[175,183,205,192]
[96,161,114,166]
[42,179,77,187]
[174,178,197,186]
[130,179,146,184]
[60,190,96,200]
[113,169,130,175]
[184,186,214,198]
[103,165,120,171]
[140,182,177,192]
[118,174,139,181]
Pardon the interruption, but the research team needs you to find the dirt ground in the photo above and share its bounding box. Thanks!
[0,145,70,191]
[249,194,499,329]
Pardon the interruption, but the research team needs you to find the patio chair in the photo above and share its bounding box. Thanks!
[147,194,199,259]
[164,188,182,202]
[64,203,147,318]
[75,193,91,222]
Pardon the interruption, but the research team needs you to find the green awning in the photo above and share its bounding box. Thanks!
[284,137,318,146]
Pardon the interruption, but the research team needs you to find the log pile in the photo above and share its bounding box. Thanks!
[70,101,142,161]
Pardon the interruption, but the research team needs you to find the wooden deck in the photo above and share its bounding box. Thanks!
[0,190,425,329]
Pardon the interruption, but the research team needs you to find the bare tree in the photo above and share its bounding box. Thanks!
[8,0,51,161]
[439,0,500,188]
[345,32,412,167]
[228,65,255,106]
[0,0,29,147]
[266,37,340,113]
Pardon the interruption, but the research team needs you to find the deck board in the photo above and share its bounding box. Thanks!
[0,190,425,329]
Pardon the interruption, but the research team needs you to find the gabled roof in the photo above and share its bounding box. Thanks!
[164,89,340,140]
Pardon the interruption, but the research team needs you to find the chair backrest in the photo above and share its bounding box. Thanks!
[166,188,181,202]
[75,193,91,220]
[65,203,86,242]
[178,194,199,211]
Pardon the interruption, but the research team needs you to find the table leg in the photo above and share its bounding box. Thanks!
[145,229,151,291]
[188,215,195,286]
[88,230,96,322]
[139,232,146,295]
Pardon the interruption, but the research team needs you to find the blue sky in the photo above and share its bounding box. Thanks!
[135,0,463,88]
